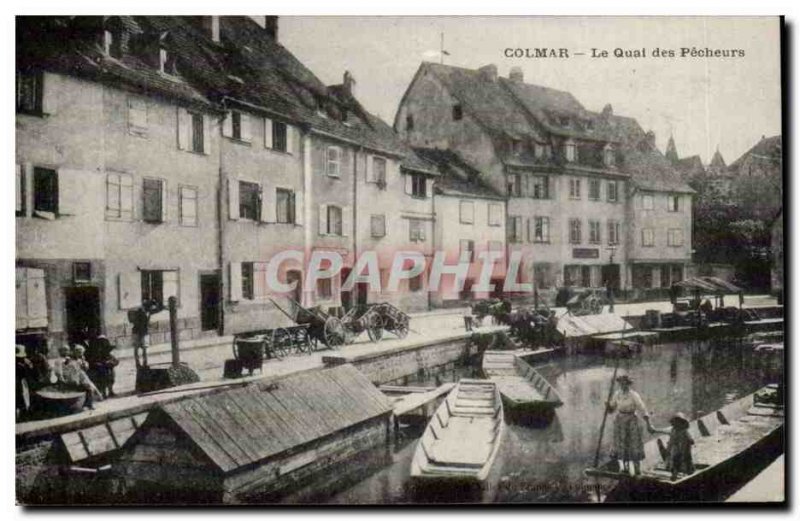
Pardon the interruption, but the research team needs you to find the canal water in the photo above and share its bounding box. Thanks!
[279,339,777,504]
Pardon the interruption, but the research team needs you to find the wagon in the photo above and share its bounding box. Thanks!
[270,297,347,349]
[372,302,411,339]
[340,302,411,342]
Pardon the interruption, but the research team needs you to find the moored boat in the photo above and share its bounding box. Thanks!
[410,379,504,485]
[585,384,784,502]
[482,351,562,422]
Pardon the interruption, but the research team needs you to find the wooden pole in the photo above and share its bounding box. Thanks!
[169,296,179,368]
[593,354,620,469]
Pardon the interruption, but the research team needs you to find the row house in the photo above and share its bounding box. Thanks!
[15,15,438,351]
[395,62,694,301]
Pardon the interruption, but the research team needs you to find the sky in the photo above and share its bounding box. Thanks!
[280,16,782,165]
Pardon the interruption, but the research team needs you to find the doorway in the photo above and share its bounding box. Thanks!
[602,264,621,290]
[199,274,221,332]
[581,266,591,287]
[64,286,101,344]
[355,282,369,306]
[340,268,353,311]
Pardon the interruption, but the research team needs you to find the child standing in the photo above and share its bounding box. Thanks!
[648,412,695,480]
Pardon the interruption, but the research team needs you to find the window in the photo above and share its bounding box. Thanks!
[179,186,198,226]
[508,216,523,243]
[607,220,620,245]
[326,146,341,177]
[16,71,43,115]
[33,167,58,215]
[452,103,463,121]
[371,157,387,187]
[534,143,544,159]
[409,273,423,292]
[569,219,582,244]
[642,194,654,210]
[589,179,601,201]
[565,141,577,162]
[272,120,287,152]
[371,214,386,238]
[532,216,550,243]
[142,178,165,223]
[317,278,333,299]
[128,98,148,135]
[459,239,475,262]
[488,203,503,227]
[16,164,25,216]
[239,181,261,221]
[191,113,205,153]
[411,174,426,198]
[327,205,343,236]
[607,181,619,202]
[141,269,178,306]
[406,114,414,131]
[604,145,615,167]
[224,111,252,142]
[103,29,123,59]
[660,265,671,288]
[241,262,255,300]
[569,178,581,199]
[276,189,296,224]
[511,139,522,155]
[642,228,655,247]
[531,175,549,199]
[409,218,426,242]
[589,220,601,244]
[507,174,522,197]
[668,194,680,212]
[459,200,475,224]
[73,262,92,284]
[671,265,683,284]
[668,229,684,247]
[106,172,133,220]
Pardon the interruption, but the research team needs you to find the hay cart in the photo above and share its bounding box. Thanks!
[269,298,348,349]
[371,302,411,339]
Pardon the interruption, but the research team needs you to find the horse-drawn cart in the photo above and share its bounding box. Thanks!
[340,302,411,342]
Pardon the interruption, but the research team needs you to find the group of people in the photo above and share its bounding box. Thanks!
[15,329,119,420]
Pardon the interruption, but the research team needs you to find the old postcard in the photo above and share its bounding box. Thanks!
[14,15,784,506]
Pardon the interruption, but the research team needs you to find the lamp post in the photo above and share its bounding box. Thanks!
[606,245,617,313]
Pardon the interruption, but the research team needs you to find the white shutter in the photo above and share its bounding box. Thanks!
[425,177,433,198]
[404,173,413,195]
[222,111,233,138]
[26,268,47,328]
[366,155,376,183]
[264,117,273,149]
[229,262,242,301]
[228,178,239,220]
[294,190,304,225]
[286,125,294,154]
[319,204,328,235]
[15,164,23,213]
[41,73,57,115]
[57,168,82,216]
[260,182,276,223]
[240,113,252,142]
[342,206,352,237]
[160,179,168,223]
[177,108,190,150]
[118,272,142,310]
[202,114,211,155]
[16,268,28,330]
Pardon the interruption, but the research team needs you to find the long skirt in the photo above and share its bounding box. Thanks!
[612,413,645,461]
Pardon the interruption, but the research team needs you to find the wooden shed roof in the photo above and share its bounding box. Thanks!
[153,364,391,474]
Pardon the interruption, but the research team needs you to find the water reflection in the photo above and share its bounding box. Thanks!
[314,341,774,504]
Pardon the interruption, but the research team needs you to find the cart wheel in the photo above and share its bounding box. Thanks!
[395,316,410,339]
[367,314,384,342]
[324,317,346,348]
[297,328,312,355]
[271,328,290,358]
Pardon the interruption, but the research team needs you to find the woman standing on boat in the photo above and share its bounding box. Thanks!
[607,374,650,475]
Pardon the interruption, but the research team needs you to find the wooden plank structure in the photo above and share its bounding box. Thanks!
[116,364,393,504]
[481,351,562,423]
[391,383,456,430]
[410,379,504,485]
[585,385,784,502]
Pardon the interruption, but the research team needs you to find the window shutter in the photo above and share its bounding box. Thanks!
[419,221,427,241]
[163,271,179,302]
[177,108,190,150]
[222,111,233,138]
[515,217,523,243]
[160,179,168,222]
[366,155,376,183]
[118,272,142,310]
[342,206,352,237]
[26,268,47,327]
[41,73,57,115]
[57,168,82,216]
[228,177,239,220]
[241,113,252,142]
[404,174,413,195]
[319,204,328,235]
[286,125,294,154]
[260,182,276,223]
[15,164,23,213]
[202,115,211,155]
[15,268,28,330]
[229,262,242,301]
[294,190,304,225]
[264,117,273,148]
[425,177,433,198]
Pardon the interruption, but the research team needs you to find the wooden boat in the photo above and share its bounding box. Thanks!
[410,379,504,484]
[482,351,562,422]
[585,384,784,502]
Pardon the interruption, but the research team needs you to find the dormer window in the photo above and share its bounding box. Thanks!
[452,103,463,121]
[559,116,570,127]
[564,141,578,163]
[406,114,414,131]
[511,139,522,155]
[604,145,615,167]
[159,47,177,75]
[534,143,543,159]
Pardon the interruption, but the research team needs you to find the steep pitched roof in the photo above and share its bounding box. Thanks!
[413,148,503,199]
[710,149,727,169]
[665,136,679,163]
[152,365,392,474]
[728,135,782,170]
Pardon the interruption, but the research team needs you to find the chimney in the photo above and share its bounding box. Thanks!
[264,16,279,41]
[602,104,613,117]
[509,66,524,83]
[645,130,656,149]
[343,70,356,96]
[478,64,498,82]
